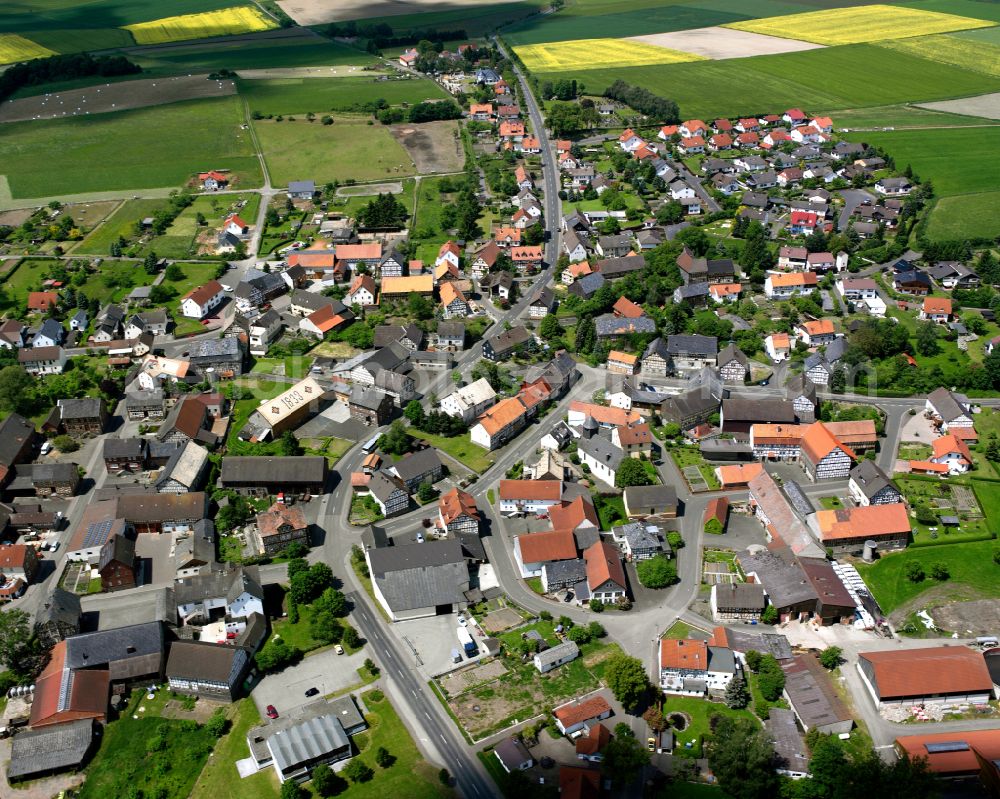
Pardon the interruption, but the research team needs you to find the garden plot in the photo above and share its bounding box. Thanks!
[439,660,508,696]
[630,26,824,59]
[919,91,1000,119]
[0,74,236,124]
[389,120,465,174]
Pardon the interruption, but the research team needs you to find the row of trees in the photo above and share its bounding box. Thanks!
[603,79,680,124]
[376,99,464,125]
[0,53,140,104]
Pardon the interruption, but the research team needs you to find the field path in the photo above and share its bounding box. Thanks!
[0,183,181,212]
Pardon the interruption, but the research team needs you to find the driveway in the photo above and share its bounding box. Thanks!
[837,188,875,231]
[252,647,367,718]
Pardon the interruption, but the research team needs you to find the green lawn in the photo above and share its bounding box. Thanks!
[670,446,721,489]
[0,97,262,200]
[892,477,993,548]
[74,198,168,255]
[663,620,698,640]
[595,495,627,530]
[78,260,157,304]
[272,601,360,655]
[415,431,494,473]
[240,75,448,117]
[190,700,277,799]
[926,192,1000,241]
[141,193,260,259]
[0,258,53,312]
[160,261,220,304]
[78,689,214,799]
[662,695,758,759]
[0,0,236,32]
[253,116,416,187]
[856,538,1000,612]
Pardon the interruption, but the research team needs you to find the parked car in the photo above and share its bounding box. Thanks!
[266,705,279,719]
[647,737,656,752]
[39,441,52,455]
[305,687,319,697]
[335,644,344,655]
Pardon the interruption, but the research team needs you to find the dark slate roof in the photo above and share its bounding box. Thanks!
[596,254,645,278]
[98,534,135,571]
[221,456,326,485]
[595,314,656,336]
[718,343,748,367]
[0,414,34,466]
[849,460,898,501]
[58,398,103,419]
[542,558,587,585]
[486,325,532,353]
[737,550,817,609]
[675,283,710,300]
[723,396,796,423]
[8,718,95,780]
[367,540,468,611]
[570,272,606,298]
[392,448,443,482]
[437,321,465,339]
[643,337,671,361]
[666,335,718,358]
[166,640,244,681]
[578,435,624,473]
[35,587,81,630]
[104,438,145,460]
[65,621,164,671]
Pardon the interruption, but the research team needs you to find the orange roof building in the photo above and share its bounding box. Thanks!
[895,729,1000,776]
[813,503,910,552]
[922,296,952,318]
[335,242,382,262]
[515,529,577,567]
[607,350,638,374]
[548,495,599,535]
[799,319,835,338]
[438,487,480,533]
[568,401,641,428]
[931,433,973,470]
[800,421,855,481]
[553,695,612,733]
[612,296,644,318]
[715,462,763,488]
[30,641,110,728]
[287,251,337,271]
[472,396,528,450]
[858,646,993,707]
[823,420,878,451]
[27,291,59,312]
[380,275,434,297]
[660,637,707,671]
[584,539,626,601]
[498,478,561,506]
[703,496,729,529]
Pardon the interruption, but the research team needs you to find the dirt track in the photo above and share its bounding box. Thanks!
[629,26,825,59]
[0,74,235,124]
[389,120,464,174]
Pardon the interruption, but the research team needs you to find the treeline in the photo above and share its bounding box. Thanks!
[603,79,679,124]
[326,20,467,47]
[376,100,463,124]
[0,53,141,104]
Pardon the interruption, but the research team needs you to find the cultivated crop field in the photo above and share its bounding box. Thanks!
[630,25,824,59]
[125,5,276,45]
[878,33,1000,78]
[725,4,994,45]
[239,74,448,116]
[253,116,416,185]
[926,192,1000,241]
[516,37,705,71]
[0,97,262,200]
[0,32,53,64]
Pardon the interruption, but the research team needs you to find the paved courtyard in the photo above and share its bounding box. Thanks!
[252,646,367,718]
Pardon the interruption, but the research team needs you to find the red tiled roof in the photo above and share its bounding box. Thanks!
[612,296,643,318]
[559,766,601,799]
[554,696,612,728]
[30,641,109,727]
[801,421,855,464]
[575,722,610,756]
[715,463,763,487]
[703,497,729,526]
[27,291,59,311]
[814,503,909,542]
[183,280,223,305]
[660,637,707,669]
[0,544,31,571]
[517,529,577,563]
[549,495,598,534]
[439,487,479,525]
[895,729,1000,775]
[932,433,972,463]
[860,646,992,699]
[923,296,952,315]
[499,479,561,501]
[584,539,625,591]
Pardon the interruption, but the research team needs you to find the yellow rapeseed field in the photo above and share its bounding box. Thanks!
[878,33,1000,78]
[725,4,995,46]
[124,5,277,45]
[0,34,56,65]
[515,38,705,72]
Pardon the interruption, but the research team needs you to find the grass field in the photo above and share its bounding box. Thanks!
[856,538,1000,612]
[240,75,448,116]
[125,5,276,45]
[0,258,51,312]
[829,102,997,129]
[926,192,1000,241]
[160,261,220,303]
[903,0,1000,25]
[533,43,1000,119]
[141,193,259,258]
[74,198,166,255]
[21,27,135,52]
[0,0,238,32]
[190,700,277,799]
[0,32,54,63]
[516,37,705,71]
[414,430,494,473]
[253,116,415,186]
[0,97,261,200]
[78,260,157,304]
[725,4,995,45]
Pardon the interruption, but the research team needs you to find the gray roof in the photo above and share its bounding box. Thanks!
[58,397,103,420]
[766,708,810,775]
[535,640,579,668]
[8,718,95,780]
[722,396,796,424]
[667,335,717,358]
[595,314,656,337]
[290,289,333,314]
[927,387,968,422]
[737,550,817,609]
[125,388,164,409]
[99,534,135,571]
[166,640,244,681]
[494,736,533,770]
[392,448,442,482]
[437,321,465,339]
[849,460,898,501]
[270,712,350,775]
[65,621,164,672]
[486,325,532,354]
[36,318,64,342]
[781,655,852,730]
[374,324,423,349]
[0,413,33,467]
[785,373,817,404]
[288,180,315,193]
[578,435,624,473]
[367,471,407,504]
[721,628,793,661]
[367,539,468,611]
[707,645,737,675]
[187,336,242,360]
[623,484,677,511]
[30,462,79,483]
[175,519,216,570]
[155,441,208,490]
[596,254,645,278]
[571,272,606,298]
[718,343,748,368]
[530,286,555,308]
[712,582,766,610]
[221,456,326,486]
[350,385,391,411]
[35,587,82,630]
[675,283,709,300]
[612,521,664,554]
[542,558,587,585]
[173,565,261,607]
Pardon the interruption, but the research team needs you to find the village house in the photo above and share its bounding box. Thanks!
[180,281,225,319]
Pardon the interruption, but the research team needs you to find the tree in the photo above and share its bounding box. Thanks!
[819,646,843,670]
[52,434,79,453]
[358,193,407,228]
[408,293,433,320]
[379,420,414,456]
[417,481,437,502]
[342,625,360,648]
[204,710,230,737]
[0,365,33,415]
[589,598,605,613]
[756,654,785,701]
[310,610,343,645]
[906,561,925,582]
[439,768,451,786]
[280,780,308,799]
[574,317,596,355]
[539,313,563,341]
[635,554,677,588]
[278,430,302,456]
[375,746,394,768]
[255,638,298,673]
[761,605,779,625]
[404,400,425,426]
[930,562,950,580]
[725,674,750,709]
[642,705,667,731]
[311,763,345,797]
[364,657,380,676]
[915,321,939,356]
[289,562,334,605]
[604,653,651,710]
[164,263,184,281]
[603,726,650,784]
[0,609,40,678]
[344,759,374,783]
[707,716,779,799]
[744,649,763,673]
[615,457,652,488]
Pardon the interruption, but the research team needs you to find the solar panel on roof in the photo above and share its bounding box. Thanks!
[926,741,970,753]
[82,519,113,549]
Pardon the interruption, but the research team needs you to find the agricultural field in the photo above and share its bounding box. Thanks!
[515,37,705,71]
[829,103,997,129]
[253,116,416,186]
[540,43,1000,120]
[0,0,238,32]
[878,33,1000,78]
[239,75,448,117]
[0,32,53,64]
[725,4,994,45]
[0,97,262,201]
[630,26,824,59]
[902,0,1000,24]
[124,5,276,45]
[926,192,1000,241]
[73,198,168,255]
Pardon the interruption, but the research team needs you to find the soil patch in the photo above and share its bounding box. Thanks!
[279,0,489,26]
[929,598,1000,636]
[480,607,523,633]
[389,120,464,174]
[439,659,509,696]
[629,26,825,59]
[919,92,1000,120]
[0,75,236,124]
[337,182,404,196]
[0,207,33,226]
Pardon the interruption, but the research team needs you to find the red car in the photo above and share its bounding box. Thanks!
[266,705,278,719]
